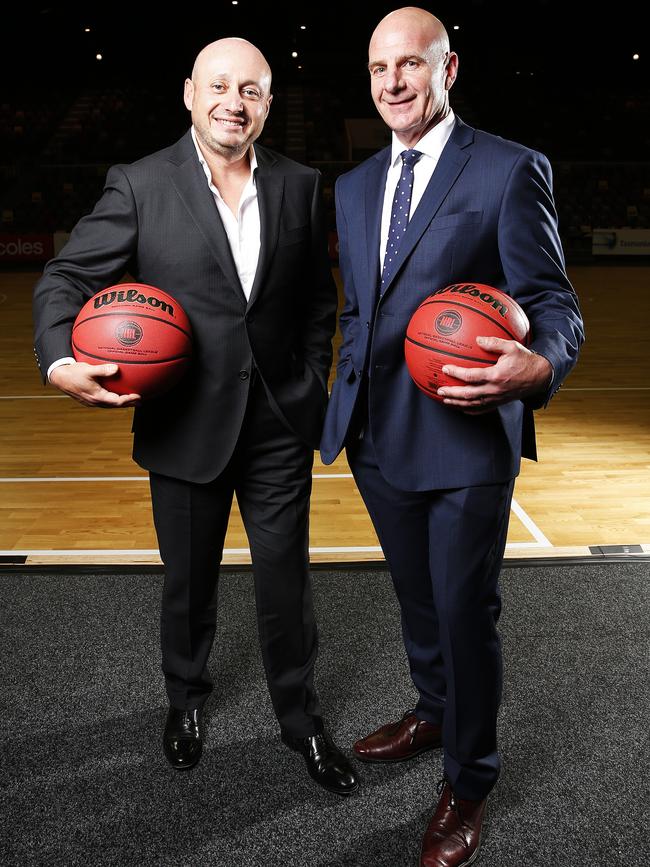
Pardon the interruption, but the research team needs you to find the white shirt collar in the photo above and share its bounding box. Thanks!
[389,110,455,166]
[190,124,258,185]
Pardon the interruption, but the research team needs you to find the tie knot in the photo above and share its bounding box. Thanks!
[400,149,422,168]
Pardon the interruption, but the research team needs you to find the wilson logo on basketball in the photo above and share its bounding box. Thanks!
[94,288,174,316]
[115,321,143,346]
[432,284,508,318]
[435,310,462,335]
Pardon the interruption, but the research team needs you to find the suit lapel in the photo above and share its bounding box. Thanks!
[363,148,391,308]
[167,130,245,305]
[247,146,283,310]
[380,118,474,299]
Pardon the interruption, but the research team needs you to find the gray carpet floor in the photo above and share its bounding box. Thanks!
[1,561,649,866]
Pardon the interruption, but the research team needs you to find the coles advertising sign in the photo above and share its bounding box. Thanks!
[0,234,54,262]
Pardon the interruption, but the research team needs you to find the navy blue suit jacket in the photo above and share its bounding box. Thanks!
[320,117,584,491]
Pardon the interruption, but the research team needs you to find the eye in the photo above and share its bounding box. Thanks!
[404,59,419,69]
[243,88,261,99]
[212,82,226,92]
[371,66,386,76]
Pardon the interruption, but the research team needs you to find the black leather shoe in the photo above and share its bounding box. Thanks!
[282,730,359,796]
[163,706,203,770]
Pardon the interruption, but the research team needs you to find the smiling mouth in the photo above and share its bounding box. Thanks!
[212,117,246,128]
[383,97,415,107]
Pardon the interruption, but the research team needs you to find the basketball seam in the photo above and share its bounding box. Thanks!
[72,311,192,339]
[405,336,497,365]
[415,299,521,341]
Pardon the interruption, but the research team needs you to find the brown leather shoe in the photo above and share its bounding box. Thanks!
[353,711,442,763]
[419,779,487,867]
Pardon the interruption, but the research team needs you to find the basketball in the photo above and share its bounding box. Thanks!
[72,283,193,398]
[404,283,530,402]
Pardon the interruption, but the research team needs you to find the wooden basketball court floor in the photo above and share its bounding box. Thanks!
[1,266,649,566]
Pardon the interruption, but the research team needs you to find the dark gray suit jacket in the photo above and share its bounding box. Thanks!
[33,131,337,483]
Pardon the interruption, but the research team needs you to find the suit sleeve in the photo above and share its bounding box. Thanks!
[497,149,585,407]
[301,170,338,391]
[32,165,138,381]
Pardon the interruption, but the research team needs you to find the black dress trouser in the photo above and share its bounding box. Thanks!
[149,376,323,738]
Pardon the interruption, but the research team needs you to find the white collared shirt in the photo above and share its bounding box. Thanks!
[379,111,456,268]
[191,125,260,301]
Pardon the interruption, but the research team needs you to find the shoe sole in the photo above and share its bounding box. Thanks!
[354,742,442,764]
[315,778,360,796]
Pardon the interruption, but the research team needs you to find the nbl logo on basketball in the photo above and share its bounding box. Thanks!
[115,320,143,346]
[435,310,462,335]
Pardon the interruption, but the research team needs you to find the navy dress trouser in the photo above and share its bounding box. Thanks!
[347,422,515,801]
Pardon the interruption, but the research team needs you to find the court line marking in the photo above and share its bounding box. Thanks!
[511,498,552,547]
[0,476,149,482]
[0,478,550,548]
[0,474,354,482]
[1,541,545,557]
[0,482,554,554]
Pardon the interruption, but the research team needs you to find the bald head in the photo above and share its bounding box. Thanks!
[370,7,450,64]
[190,38,272,94]
[368,6,457,148]
[184,37,273,163]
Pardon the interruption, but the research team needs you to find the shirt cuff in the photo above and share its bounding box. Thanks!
[47,357,76,382]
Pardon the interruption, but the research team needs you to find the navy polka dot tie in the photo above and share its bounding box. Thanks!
[381,149,423,292]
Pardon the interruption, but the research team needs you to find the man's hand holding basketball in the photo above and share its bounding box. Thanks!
[437,336,553,414]
[49,362,141,408]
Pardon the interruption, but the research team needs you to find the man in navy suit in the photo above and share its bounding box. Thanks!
[321,7,584,864]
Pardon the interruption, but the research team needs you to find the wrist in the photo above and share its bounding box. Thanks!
[529,349,553,392]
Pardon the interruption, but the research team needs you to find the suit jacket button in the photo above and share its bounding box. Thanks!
[239,370,249,380]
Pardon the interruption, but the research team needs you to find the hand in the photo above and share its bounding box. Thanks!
[49,362,141,408]
[437,336,553,415]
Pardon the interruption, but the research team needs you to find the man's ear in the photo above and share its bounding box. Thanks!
[183,78,194,111]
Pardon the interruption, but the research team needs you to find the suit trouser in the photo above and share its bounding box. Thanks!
[347,423,514,801]
[149,376,323,738]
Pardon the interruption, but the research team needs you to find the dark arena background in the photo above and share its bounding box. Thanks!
[1,3,649,865]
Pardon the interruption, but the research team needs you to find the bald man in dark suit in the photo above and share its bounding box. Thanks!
[33,37,358,797]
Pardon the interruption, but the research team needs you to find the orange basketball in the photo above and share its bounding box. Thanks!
[404,283,530,402]
[72,283,192,398]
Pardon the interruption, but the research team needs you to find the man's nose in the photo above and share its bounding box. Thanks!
[384,67,403,92]
[225,95,244,112]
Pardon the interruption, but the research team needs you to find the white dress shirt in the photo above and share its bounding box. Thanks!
[191,125,261,301]
[47,127,261,381]
[379,111,456,269]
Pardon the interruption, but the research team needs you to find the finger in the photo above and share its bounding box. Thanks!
[80,385,131,406]
[440,364,492,384]
[438,381,502,399]
[442,396,501,410]
[475,335,513,353]
[88,363,119,380]
[114,393,142,407]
